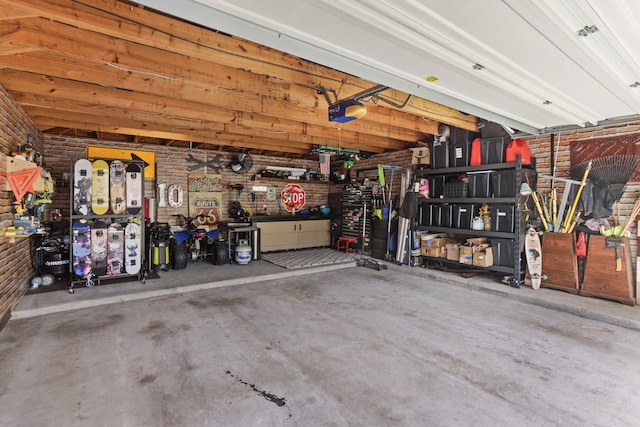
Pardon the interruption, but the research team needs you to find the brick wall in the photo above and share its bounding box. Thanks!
[523,121,640,267]
[43,139,416,227]
[0,85,44,322]
[43,137,357,226]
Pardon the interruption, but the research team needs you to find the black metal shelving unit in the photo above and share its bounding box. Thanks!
[414,158,528,286]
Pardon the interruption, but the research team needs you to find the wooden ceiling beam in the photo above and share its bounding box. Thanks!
[33,115,313,156]
[4,0,476,131]
[2,21,432,142]
[21,98,404,155]
[24,106,318,155]
[2,70,411,152]
[0,3,36,20]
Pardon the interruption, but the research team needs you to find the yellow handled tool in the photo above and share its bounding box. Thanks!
[562,161,592,233]
[531,191,549,231]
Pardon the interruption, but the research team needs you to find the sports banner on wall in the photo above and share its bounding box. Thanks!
[188,173,222,227]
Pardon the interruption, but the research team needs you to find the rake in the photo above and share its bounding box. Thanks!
[570,155,640,201]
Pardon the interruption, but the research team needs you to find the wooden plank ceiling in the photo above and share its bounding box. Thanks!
[0,0,478,158]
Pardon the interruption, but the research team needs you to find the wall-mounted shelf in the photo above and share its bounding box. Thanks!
[252,176,333,185]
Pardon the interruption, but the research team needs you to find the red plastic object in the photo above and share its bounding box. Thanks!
[337,236,358,253]
[506,138,532,164]
[470,137,482,166]
[576,232,587,257]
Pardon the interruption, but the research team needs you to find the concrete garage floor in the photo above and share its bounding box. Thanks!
[2,255,640,426]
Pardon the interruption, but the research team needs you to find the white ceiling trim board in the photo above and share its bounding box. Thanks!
[135,0,541,134]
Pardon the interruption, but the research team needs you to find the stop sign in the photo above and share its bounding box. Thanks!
[281,183,306,212]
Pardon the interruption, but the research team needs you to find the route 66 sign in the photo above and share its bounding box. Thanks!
[281,183,305,212]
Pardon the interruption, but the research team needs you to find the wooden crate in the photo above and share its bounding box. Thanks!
[581,235,635,305]
[541,232,579,294]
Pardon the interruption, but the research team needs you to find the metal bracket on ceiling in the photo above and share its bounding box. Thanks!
[316,84,390,106]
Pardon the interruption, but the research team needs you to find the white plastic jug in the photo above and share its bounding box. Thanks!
[471,216,485,231]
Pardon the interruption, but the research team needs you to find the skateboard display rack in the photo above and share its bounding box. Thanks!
[414,157,527,287]
[69,157,146,293]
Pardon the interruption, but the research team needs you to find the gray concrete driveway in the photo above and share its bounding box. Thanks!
[1,265,639,426]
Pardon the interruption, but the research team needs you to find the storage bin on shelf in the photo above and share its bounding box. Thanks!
[449,139,472,167]
[429,175,445,198]
[452,204,476,229]
[490,238,515,267]
[480,136,507,164]
[429,139,449,169]
[443,181,468,198]
[467,171,492,198]
[490,205,515,233]
[491,168,537,197]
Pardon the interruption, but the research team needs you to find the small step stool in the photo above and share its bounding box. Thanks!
[337,236,358,253]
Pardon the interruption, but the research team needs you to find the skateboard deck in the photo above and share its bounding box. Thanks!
[107,223,124,276]
[110,160,127,214]
[72,220,92,277]
[90,220,108,276]
[125,163,143,215]
[125,222,142,275]
[525,226,543,289]
[73,159,92,215]
[91,160,109,215]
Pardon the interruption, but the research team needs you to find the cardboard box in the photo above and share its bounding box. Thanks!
[439,245,449,258]
[421,246,442,257]
[411,147,430,165]
[446,243,460,261]
[459,246,473,265]
[473,247,494,267]
[431,237,455,248]
[466,237,488,246]
[467,237,490,252]
[421,236,453,255]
